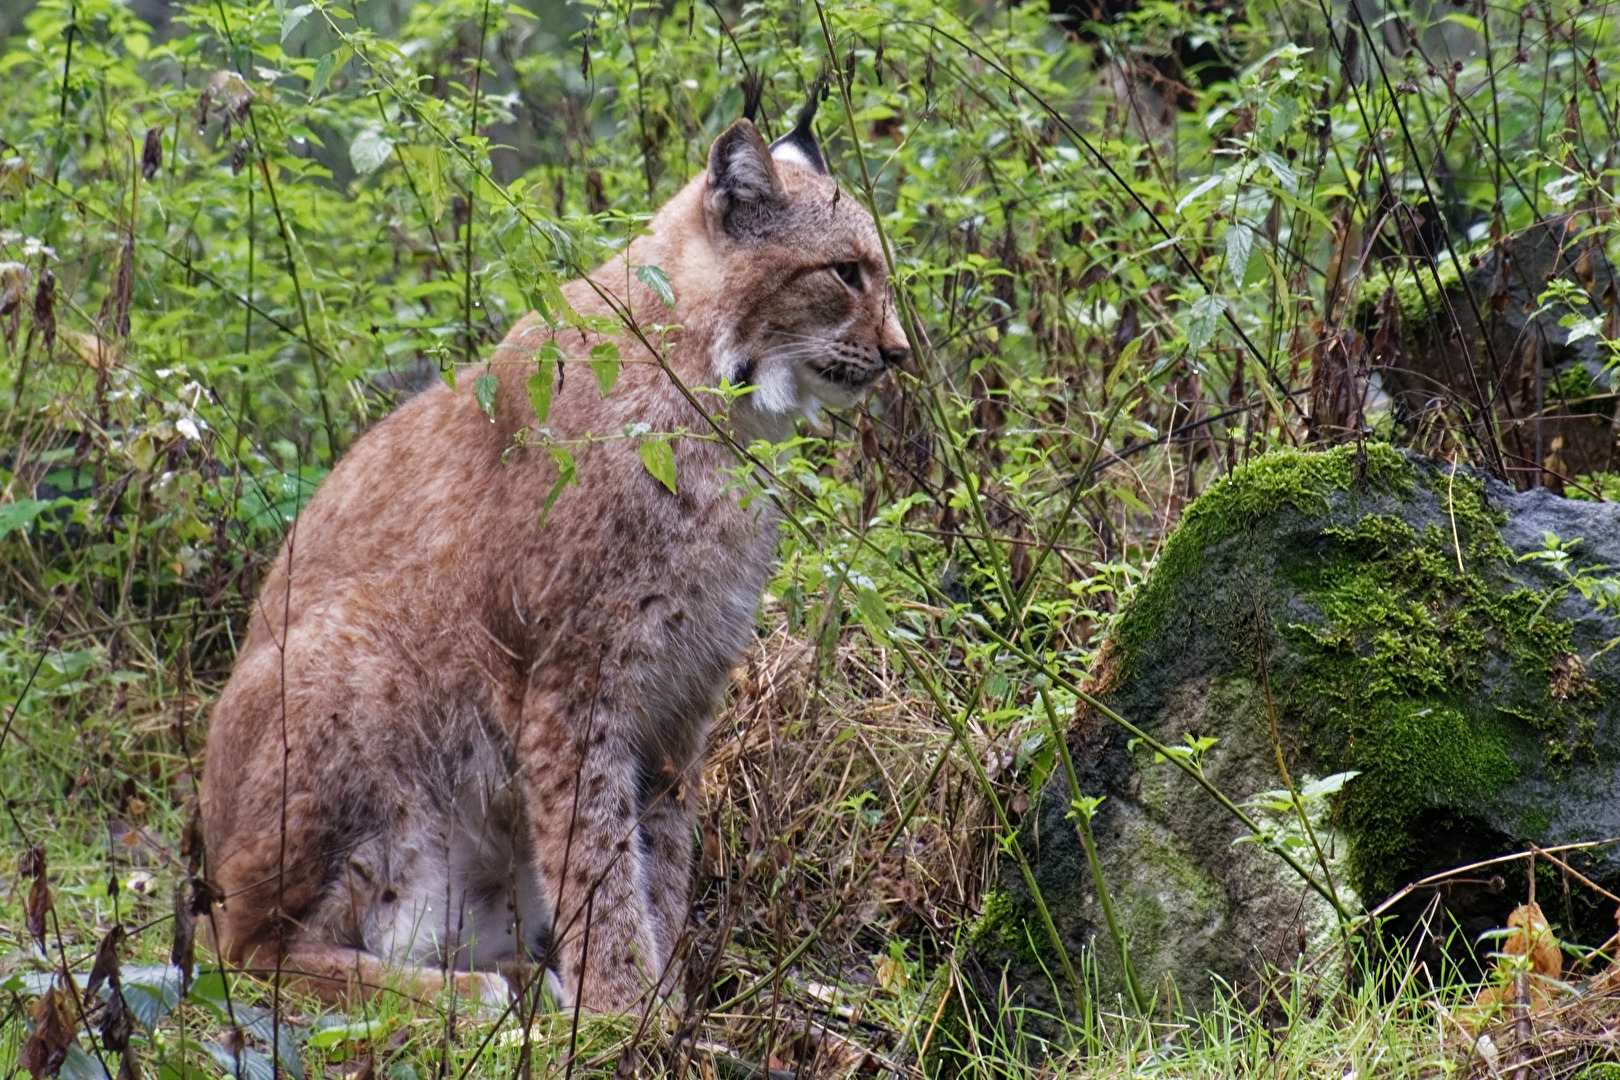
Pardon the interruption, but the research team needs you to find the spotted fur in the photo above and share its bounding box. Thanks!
[199,117,909,1013]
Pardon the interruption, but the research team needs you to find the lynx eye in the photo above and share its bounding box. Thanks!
[831,261,863,290]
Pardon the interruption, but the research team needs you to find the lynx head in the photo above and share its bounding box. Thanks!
[700,101,910,422]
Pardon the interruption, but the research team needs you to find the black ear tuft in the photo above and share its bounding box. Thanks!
[740,72,764,124]
[706,119,784,235]
[768,77,829,175]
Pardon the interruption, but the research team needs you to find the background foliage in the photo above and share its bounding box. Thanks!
[0,0,1617,1075]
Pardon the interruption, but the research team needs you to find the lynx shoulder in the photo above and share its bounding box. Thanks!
[199,107,908,1012]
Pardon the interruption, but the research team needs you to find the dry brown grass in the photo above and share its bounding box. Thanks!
[698,622,993,974]
[668,622,999,1076]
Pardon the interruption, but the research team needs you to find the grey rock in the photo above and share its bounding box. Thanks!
[974,444,1620,1021]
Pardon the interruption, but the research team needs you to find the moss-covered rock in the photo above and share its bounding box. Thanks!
[977,444,1620,1018]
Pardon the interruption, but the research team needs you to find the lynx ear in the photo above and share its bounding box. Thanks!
[706,120,784,235]
[768,92,828,175]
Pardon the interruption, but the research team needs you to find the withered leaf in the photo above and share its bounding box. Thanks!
[859,416,880,461]
[0,154,28,195]
[32,268,55,352]
[97,238,135,340]
[1488,249,1510,316]
[202,70,255,123]
[1371,286,1402,370]
[141,127,162,181]
[1,261,24,351]
[0,261,26,316]
[170,878,196,990]
[86,924,126,999]
[19,985,78,1080]
[98,988,134,1055]
[179,796,204,875]
[21,843,50,954]
[195,82,212,133]
[1573,238,1598,297]
[1112,298,1139,352]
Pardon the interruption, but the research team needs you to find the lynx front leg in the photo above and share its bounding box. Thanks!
[518,690,663,1013]
[637,753,701,995]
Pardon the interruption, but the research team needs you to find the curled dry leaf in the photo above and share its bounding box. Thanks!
[0,260,27,315]
[62,329,121,370]
[1467,901,1564,1031]
[20,843,50,954]
[1370,286,1402,371]
[1,260,26,349]
[0,153,29,195]
[141,127,162,181]
[32,268,55,352]
[86,924,126,999]
[96,237,134,340]
[170,877,197,990]
[98,986,134,1055]
[200,70,255,136]
[179,794,204,876]
[18,985,78,1080]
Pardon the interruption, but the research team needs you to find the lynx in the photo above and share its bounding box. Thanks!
[200,105,909,1014]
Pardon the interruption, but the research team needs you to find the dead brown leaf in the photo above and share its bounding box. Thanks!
[18,985,79,1080]
[1466,901,1563,1030]
[170,877,197,989]
[20,843,50,954]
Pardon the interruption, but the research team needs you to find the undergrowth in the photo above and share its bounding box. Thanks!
[1,0,1619,1076]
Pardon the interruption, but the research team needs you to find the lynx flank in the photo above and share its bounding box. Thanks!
[200,108,907,1014]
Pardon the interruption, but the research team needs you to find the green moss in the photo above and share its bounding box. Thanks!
[1117,442,1412,674]
[1572,1065,1620,1080]
[1361,255,1472,333]
[1281,476,1590,899]
[967,888,1041,964]
[1114,444,1601,903]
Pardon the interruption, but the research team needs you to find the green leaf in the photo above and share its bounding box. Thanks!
[636,264,675,308]
[308,1017,399,1049]
[854,586,893,636]
[538,448,576,529]
[0,498,57,539]
[280,3,313,42]
[526,360,556,425]
[590,341,620,396]
[1067,794,1106,822]
[309,50,337,97]
[638,437,677,494]
[398,144,446,221]
[985,671,1010,700]
[1257,150,1299,194]
[349,128,394,176]
[1301,770,1360,800]
[473,373,498,420]
[1186,292,1224,353]
[1223,223,1254,287]
[1175,173,1223,214]
[1264,96,1299,143]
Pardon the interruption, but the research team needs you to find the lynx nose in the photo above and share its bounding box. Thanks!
[879,345,910,369]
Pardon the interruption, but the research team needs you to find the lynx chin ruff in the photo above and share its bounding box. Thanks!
[200,107,908,1014]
